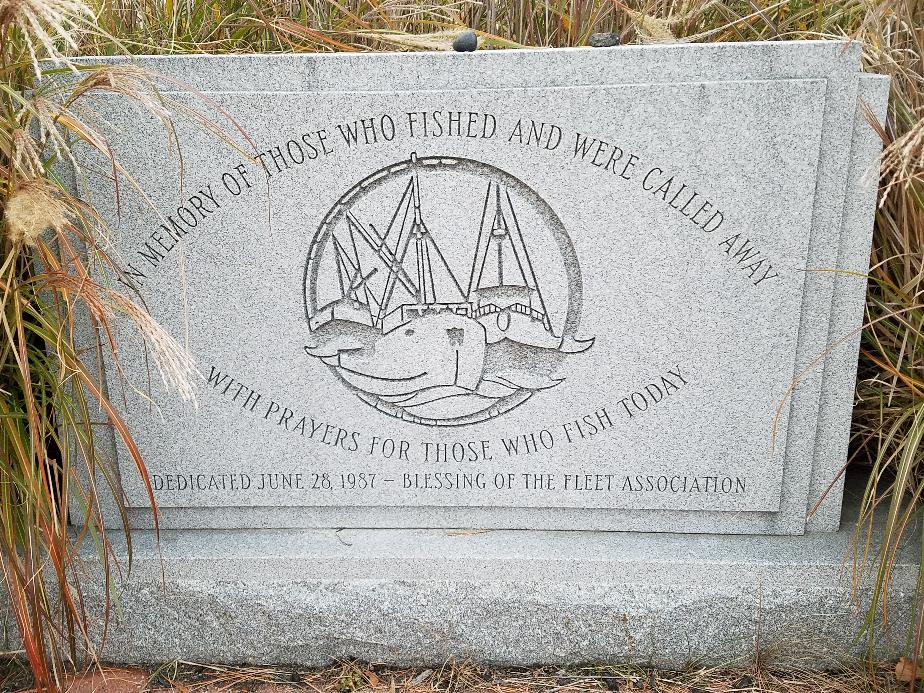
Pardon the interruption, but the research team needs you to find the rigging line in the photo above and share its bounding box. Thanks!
[497,238,504,286]
[411,160,422,225]
[409,165,429,303]
[363,284,380,314]
[419,219,467,300]
[416,237,426,303]
[347,211,417,296]
[493,186,528,287]
[503,188,553,331]
[495,184,505,286]
[468,181,495,297]
[332,233,359,275]
[341,217,369,295]
[348,213,363,273]
[331,234,357,297]
[422,239,435,303]
[349,267,378,294]
[377,183,417,325]
[500,197,530,287]
[333,237,347,296]
[471,184,498,297]
[383,178,415,245]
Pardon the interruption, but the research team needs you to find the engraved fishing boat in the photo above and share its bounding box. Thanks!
[305,153,589,406]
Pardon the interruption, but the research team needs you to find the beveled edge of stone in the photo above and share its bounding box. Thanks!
[807,73,890,531]
[69,41,862,94]
[125,506,803,534]
[778,50,864,534]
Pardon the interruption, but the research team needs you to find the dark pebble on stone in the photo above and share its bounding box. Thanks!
[589,32,621,47]
[452,30,478,52]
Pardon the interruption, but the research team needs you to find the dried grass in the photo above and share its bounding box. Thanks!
[1,1,203,690]
[2,0,923,689]
[18,660,912,693]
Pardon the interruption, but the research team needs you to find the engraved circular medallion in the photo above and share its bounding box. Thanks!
[303,154,593,426]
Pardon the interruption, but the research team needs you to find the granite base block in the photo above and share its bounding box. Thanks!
[77,480,916,669]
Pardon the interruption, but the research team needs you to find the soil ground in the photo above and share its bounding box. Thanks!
[0,660,916,693]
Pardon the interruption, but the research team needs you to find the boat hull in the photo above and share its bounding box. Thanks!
[313,312,487,398]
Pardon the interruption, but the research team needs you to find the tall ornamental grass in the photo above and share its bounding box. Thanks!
[0,1,197,688]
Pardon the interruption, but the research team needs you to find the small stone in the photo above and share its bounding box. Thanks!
[452,30,478,52]
[729,674,754,690]
[410,669,433,685]
[589,32,621,47]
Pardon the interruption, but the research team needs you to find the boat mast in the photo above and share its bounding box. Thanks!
[468,181,554,333]
[494,183,505,286]
[411,153,435,305]
[373,177,418,326]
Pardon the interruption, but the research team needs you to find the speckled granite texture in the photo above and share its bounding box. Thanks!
[75,474,915,667]
[68,42,888,535]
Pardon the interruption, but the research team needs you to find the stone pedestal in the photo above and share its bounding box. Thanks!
[82,473,915,668]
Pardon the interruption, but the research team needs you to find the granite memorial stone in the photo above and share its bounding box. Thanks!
[74,41,887,536]
[64,41,914,669]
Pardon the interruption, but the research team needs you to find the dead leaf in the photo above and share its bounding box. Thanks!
[896,657,922,682]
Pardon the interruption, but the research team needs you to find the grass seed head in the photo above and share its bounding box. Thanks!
[10,128,43,176]
[0,0,94,71]
[71,64,171,122]
[2,179,69,246]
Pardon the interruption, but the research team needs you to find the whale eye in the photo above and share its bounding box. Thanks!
[405,329,415,336]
